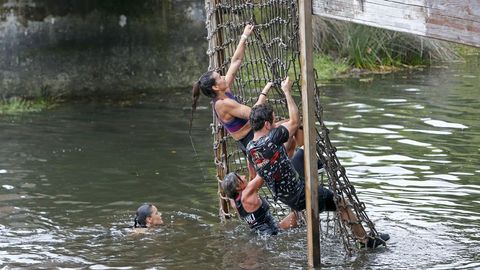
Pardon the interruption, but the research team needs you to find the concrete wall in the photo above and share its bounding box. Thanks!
[0,0,207,98]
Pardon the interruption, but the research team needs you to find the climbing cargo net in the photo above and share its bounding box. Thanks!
[205,0,379,254]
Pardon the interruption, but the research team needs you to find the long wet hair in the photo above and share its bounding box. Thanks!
[133,203,153,228]
[222,172,243,199]
[190,71,217,132]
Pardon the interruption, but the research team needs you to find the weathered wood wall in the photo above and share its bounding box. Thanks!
[313,0,480,47]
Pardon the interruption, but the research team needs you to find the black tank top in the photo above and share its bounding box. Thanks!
[235,195,278,235]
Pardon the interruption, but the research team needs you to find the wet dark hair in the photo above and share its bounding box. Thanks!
[250,103,274,131]
[134,203,153,228]
[222,172,242,199]
[190,71,217,132]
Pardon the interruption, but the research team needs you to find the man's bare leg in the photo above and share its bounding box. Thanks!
[336,198,368,243]
[279,211,299,230]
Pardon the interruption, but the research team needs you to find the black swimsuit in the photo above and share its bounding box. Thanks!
[235,195,278,235]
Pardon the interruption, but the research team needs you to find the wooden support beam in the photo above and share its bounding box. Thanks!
[299,0,321,267]
[313,0,480,47]
[207,0,230,221]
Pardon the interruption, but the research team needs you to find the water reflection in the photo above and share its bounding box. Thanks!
[320,60,480,268]
[1,60,480,268]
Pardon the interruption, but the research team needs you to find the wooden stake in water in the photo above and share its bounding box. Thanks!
[299,0,321,267]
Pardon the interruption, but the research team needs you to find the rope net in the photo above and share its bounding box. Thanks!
[205,0,379,254]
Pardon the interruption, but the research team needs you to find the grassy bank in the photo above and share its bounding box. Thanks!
[313,54,350,79]
[313,18,465,72]
[0,86,61,115]
[455,44,480,57]
[0,96,58,115]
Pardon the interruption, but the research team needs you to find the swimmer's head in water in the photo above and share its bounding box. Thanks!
[134,203,163,228]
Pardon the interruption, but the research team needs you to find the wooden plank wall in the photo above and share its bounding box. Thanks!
[313,0,480,47]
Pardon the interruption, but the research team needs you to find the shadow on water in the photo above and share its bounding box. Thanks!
[1,58,480,269]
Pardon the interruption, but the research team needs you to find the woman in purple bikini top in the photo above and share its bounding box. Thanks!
[191,23,272,148]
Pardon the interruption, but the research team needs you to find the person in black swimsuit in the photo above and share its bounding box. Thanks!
[247,76,390,248]
[222,172,298,236]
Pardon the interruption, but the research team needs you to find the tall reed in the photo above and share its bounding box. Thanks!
[313,18,460,69]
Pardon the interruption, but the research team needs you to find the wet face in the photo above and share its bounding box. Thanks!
[146,206,163,227]
[212,72,228,92]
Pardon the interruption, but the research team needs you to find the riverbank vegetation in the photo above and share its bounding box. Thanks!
[0,96,59,115]
[2,18,478,115]
[312,18,470,76]
[0,87,59,115]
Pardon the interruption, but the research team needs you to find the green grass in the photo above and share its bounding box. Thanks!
[313,18,460,69]
[0,86,61,115]
[454,44,480,57]
[0,97,58,115]
[285,53,349,80]
[313,54,350,79]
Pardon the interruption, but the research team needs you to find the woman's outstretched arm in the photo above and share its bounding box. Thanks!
[253,82,273,107]
[225,24,254,87]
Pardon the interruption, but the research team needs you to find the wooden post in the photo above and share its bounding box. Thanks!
[299,0,320,267]
[207,0,230,221]
[215,0,230,221]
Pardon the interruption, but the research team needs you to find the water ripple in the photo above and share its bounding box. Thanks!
[339,127,397,134]
[1,63,479,269]
[422,118,469,129]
